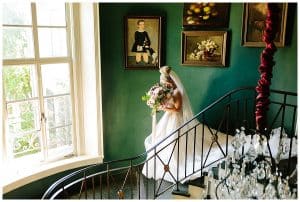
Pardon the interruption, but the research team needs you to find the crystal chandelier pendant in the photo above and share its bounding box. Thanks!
[213,126,295,199]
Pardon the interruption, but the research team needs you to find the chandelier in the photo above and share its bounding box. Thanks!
[204,3,297,199]
[208,127,297,199]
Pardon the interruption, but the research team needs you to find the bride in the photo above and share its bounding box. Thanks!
[142,66,220,183]
[142,66,297,183]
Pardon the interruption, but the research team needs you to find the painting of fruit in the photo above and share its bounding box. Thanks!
[183,3,230,28]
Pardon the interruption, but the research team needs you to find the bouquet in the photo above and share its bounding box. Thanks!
[142,83,173,114]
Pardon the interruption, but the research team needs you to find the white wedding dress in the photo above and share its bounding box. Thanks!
[142,70,297,183]
[142,70,231,183]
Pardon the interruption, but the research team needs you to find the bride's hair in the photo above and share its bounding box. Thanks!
[159,66,171,75]
[159,66,175,86]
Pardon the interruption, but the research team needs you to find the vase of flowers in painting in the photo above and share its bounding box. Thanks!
[203,49,215,61]
[189,39,218,61]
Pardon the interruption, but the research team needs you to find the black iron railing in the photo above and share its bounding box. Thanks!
[42,87,297,199]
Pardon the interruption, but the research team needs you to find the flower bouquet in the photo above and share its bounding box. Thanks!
[142,83,173,114]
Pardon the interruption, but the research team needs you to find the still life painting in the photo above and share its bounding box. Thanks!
[182,31,228,67]
[183,3,230,28]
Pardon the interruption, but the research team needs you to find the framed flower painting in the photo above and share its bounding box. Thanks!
[181,31,228,67]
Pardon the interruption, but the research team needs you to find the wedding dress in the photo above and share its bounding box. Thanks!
[142,69,297,183]
[142,69,231,183]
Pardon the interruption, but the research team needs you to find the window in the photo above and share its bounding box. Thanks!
[2,3,103,193]
[2,2,75,162]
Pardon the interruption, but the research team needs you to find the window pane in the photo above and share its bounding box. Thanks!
[38,28,67,57]
[3,27,34,59]
[41,63,70,96]
[44,95,72,129]
[7,100,40,134]
[36,3,66,26]
[47,125,73,158]
[12,132,41,158]
[2,3,32,25]
[3,65,38,101]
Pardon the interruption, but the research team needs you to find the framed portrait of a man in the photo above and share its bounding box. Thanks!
[124,16,162,70]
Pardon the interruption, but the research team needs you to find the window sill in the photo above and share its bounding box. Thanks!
[2,155,103,194]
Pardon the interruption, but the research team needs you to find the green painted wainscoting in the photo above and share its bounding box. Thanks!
[3,3,296,199]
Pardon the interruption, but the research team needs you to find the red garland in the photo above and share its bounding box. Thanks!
[255,3,280,132]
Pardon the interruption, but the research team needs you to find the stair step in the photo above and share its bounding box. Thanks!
[173,173,220,200]
[172,184,206,199]
[171,183,190,197]
[187,174,207,188]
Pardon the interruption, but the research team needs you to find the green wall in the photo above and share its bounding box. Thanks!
[100,3,297,161]
[4,3,297,199]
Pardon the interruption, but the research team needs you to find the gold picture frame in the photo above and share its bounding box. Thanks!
[241,3,288,47]
[181,31,228,67]
[183,3,230,28]
[124,16,162,69]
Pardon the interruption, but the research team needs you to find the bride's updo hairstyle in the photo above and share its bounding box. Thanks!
[159,66,176,87]
[159,66,171,75]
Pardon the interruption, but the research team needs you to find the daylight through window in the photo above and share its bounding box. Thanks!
[2,2,75,162]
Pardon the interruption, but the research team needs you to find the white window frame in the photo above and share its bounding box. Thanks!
[3,2,75,162]
[2,3,104,193]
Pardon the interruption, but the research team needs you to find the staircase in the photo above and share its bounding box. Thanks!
[42,87,297,199]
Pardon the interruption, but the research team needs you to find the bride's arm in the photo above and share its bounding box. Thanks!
[163,91,182,112]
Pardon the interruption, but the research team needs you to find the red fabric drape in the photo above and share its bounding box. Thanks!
[255,3,280,132]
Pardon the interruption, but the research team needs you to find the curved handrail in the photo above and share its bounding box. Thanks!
[42,86,297,199]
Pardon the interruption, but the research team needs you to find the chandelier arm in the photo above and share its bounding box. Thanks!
[215,171,231,199]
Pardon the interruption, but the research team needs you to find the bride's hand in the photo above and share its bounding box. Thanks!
[162,103,176,112]
[158,103,168,111]
[157,104,165,111]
